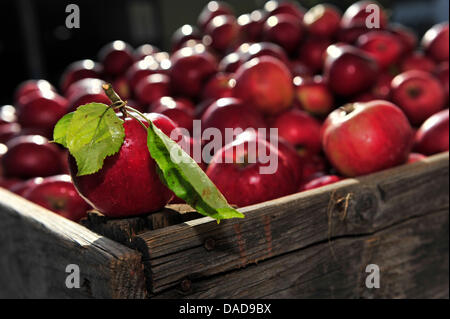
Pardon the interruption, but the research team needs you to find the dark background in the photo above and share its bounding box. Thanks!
[0,0,448,105]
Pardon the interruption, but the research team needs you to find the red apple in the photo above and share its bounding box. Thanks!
[198,1,234,31]
[201,97,266,145]
[322,100,413,177]
[339,1,388,43]
[300,175,342,191]
[0,105,18,125]
[23,175,90,222]
[1,135,63,179]
[67,85,111,112]
[262,13,303,54]
[388,23,418,56]
[400,51,437,73]
[232,56,294,115]
[134,44,160,61]
[17,90,68,138]
[237,10,265,42]
[391,70,446,125]
[98,40,134,77]
[202,72,233,101]
[324,44,379,97]
[204,14,240,53]
[126,56,162,93]
[171,25,202,53]
[14,80,56,105]
[263,1,305,20]
[65,78,105,100]
[303,4,341,38]
[135,73,171,106]
[293,75,334,117]
[297,37,332,72]
[60,60,103,93]
[270,108,322,155]
[352,92,379,103]
[421,22,449,63]
[407,152,427,163]
[357,31,403,69]
[414,109,449,155]
[152,98,194,132]
[69,113,178,217]
[169,45,218,98]
[206,134,297,207]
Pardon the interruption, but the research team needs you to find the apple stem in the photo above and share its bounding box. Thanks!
[102,83,128,118]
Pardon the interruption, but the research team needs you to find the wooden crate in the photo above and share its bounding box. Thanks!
[0,152,448,299]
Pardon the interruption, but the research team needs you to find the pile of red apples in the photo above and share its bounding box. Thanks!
[0,1,448,221]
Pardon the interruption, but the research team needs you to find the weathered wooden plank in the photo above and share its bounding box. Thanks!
[0,188,147,298]
[134,152,449,293]
[154,209,449,299]
[80,204,201,247]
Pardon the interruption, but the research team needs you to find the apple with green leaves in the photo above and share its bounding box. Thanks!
[53,84,243,221]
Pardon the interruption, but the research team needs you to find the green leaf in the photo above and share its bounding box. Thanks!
[146,121,244,222]
[57,103,125,176]
[53,112,74,147]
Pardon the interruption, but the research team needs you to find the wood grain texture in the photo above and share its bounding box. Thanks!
[0,189,147,299]
[134,152,449,293]
[154,209,449,299]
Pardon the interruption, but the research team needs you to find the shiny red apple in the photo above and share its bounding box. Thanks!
[69,113,178,217]
[206,134,297,207]
[270,108,322,155]
[14,79,57,105]
[391,70,446,125]
[262,13,304,54]
[422,22,449,63]
[293,75,334,117]
[135,73,171,106]
[204,14,240,53]
[232,56,294,115]
[23,175,90,222]
[357,31,403,69]
[414,109,449,155]
[303,4,341,38]
[2,135,64,179]
[324,44,379,97]
[98,40,134,77]
[60,59,103,93]
[322,100,413,177]
[169,45,218,98]
[201,97,266,145]
[17,90,68,138]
